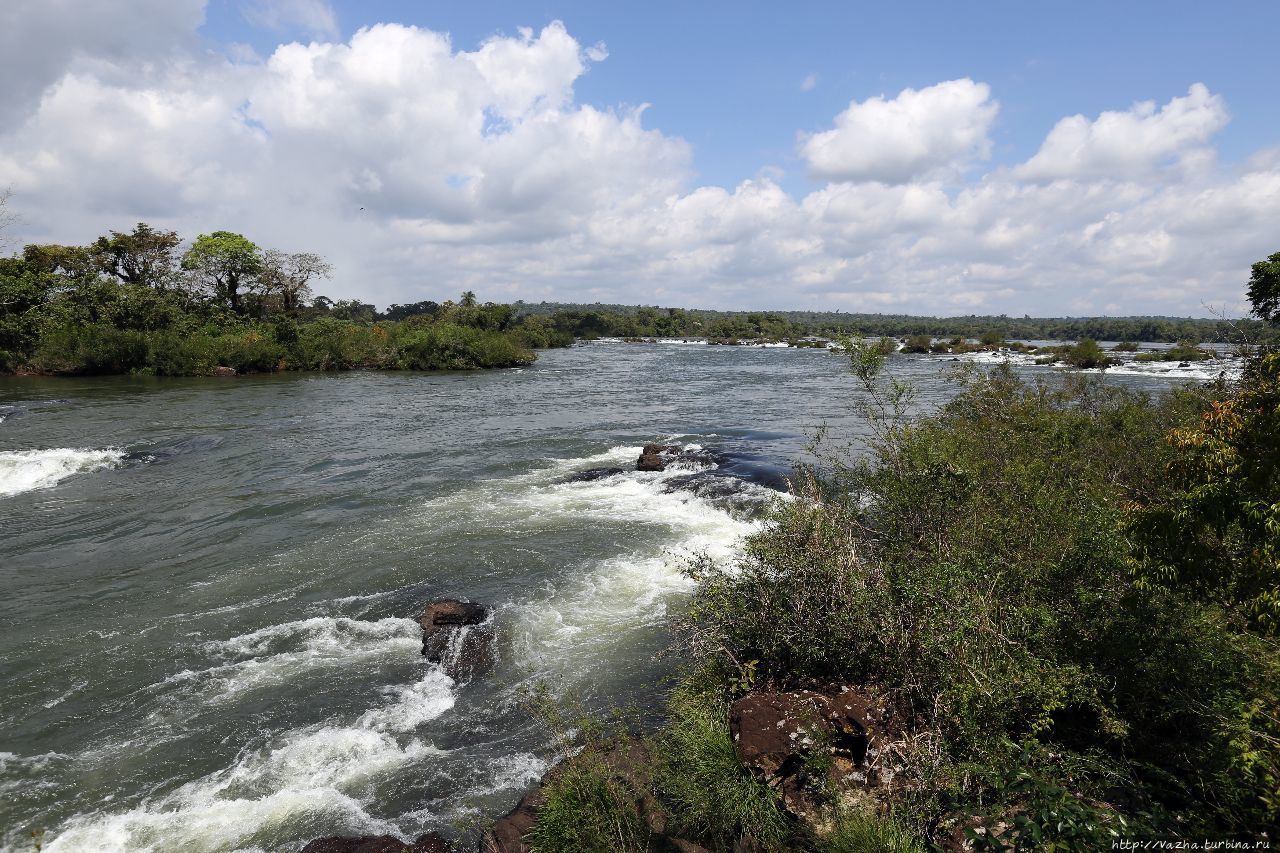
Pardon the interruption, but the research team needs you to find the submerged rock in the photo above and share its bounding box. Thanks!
[562,466,626,482]
[300,833,448,853]
[418,599,493,680]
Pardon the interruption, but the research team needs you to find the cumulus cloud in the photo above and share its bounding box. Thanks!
[1015,83,1229,181]
[0,0,205,125]
[799,79,998,184]
[0,11,1277,316]
[242,0,340,40]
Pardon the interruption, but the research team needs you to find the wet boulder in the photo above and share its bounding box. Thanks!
[637,444,723,473]
[211,365,237,376]
[418,599,493,680]
[637,443,680,471]
[729,686,898,820]
[300,833,448,853]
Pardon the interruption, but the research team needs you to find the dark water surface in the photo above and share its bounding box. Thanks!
[0,343,1207,852]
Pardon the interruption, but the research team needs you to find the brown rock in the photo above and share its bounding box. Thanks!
[211,365,237,376]
[636,443,678,471]
[418,599,493,680]
[300,832,449,853]
[729,686,896,820]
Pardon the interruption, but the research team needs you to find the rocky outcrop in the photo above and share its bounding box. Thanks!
[729,686,900,820]
[637,444,723,473]
[212,365,237,376]
[637,443,680,471]
[300,832,449,853]
[418,599,493,680]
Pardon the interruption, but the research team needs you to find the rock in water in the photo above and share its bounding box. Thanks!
[211,365,237,376]
[636,443,678,471]
[418,599,493,680]
[562,466,625,482]
[300,833,448,853]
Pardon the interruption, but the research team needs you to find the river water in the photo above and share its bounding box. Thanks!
[0,342,1227,852]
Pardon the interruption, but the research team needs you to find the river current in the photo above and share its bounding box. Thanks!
[0,342,1228,852]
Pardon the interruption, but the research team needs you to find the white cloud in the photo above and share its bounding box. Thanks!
[242,0,339,40]
[0,11,1276,317]
[1015,83,1229,181]
[0,0,205,125]
[800,73,818,92]
[799,78,998,184]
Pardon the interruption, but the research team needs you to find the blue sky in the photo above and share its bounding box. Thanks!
[3,0,1279,315]
[197,1,1280,193]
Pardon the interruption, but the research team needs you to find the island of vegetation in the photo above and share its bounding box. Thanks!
[0,222,572,376]
[464,254,1280,853]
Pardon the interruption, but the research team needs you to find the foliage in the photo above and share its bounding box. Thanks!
[1126,352,1280,630]
[181,231,263,311]
[527,752,651,853]
[0,221,561,375]
[675,361,1280,841]
[518,301,1278,345]
[817,806,924,853]
[655,684,790,851]
[1247,251,1280,325]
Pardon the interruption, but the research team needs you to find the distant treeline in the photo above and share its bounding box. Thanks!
[0,224,571,376]
[517,301,1278,344]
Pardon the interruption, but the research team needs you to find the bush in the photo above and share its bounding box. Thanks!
[656,685,790,851]
[397,322,534,370]
[527,753,650,853]
[675,365,1280,839]
[32,324,149,374]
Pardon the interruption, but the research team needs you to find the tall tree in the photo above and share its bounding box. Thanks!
[92,223,181,290]
[181,231,263,312]
[256,249,332,315]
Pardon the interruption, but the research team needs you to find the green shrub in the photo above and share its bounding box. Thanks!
[656,685,790,851]
[397,322,533,370]
[527,753,650,853]
[817,806,924,853]
[675,365,1279,839]
[32,324,149,374]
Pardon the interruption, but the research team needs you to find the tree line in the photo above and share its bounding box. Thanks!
[521,301,1278,344]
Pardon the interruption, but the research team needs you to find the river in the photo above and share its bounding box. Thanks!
[0,342,1228,852]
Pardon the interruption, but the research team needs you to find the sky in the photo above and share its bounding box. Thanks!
[2,1,1278,316]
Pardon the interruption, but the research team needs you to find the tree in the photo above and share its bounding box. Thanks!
[92,222,181,290]
[256,249,332,315]
[181,231,262,312]
[1247,251,1280,324]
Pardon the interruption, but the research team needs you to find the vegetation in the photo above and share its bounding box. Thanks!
[0,221,567,376]
[526,256,1280,851]
[519,301,1278,345]
[1132,339,1219,362]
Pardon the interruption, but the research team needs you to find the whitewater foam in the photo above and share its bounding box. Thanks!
[44,624,454,853]
[0,447,125,498]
